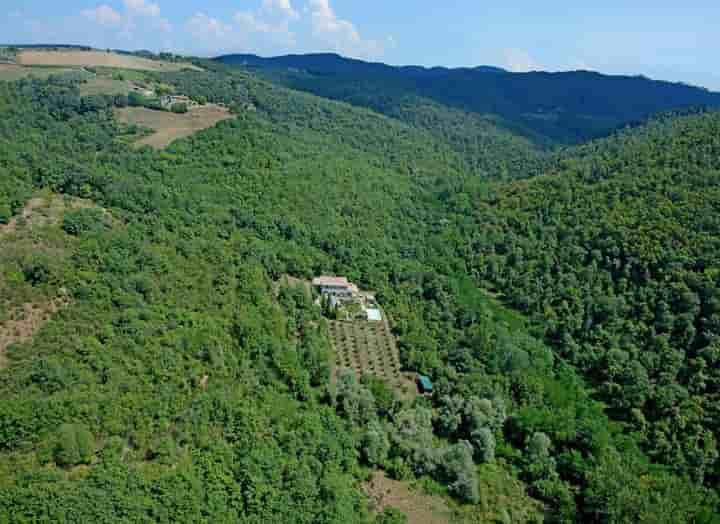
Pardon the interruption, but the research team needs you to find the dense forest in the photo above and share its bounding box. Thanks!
[217,53,720,146]
[1,55,720,523]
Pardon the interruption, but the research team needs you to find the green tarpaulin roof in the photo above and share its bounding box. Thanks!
[418,375,433,391]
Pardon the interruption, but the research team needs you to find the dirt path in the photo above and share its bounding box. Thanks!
[364,471,452,524]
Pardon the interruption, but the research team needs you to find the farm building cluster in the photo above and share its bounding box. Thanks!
[312,276,383,322]
[314,275,434,396]
[160,94,199,110]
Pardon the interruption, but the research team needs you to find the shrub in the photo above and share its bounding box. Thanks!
[0,202,12,224]
[360,421,390,467]
[22,256,52,286]
[376,507,407,524]
[54,423,95,467]
[62,208,108,236]
[171,102,188,114]
[441,440,480,503]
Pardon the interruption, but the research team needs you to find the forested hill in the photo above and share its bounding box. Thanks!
[457,109,720,489]
[216,53,720,146]
[215,52,507,77]
[1,58,720,523]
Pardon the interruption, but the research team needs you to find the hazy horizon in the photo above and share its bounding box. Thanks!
[3,1,719,91]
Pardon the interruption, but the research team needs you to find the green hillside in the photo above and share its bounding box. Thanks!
[462,110,720,484]
[0,60,719,523]
[217,53,720,148]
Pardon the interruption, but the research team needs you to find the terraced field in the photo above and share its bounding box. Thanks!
[329,318,414,393]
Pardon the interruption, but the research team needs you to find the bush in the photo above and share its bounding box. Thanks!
[441,440,480,504]
[114,94,129,108]
[54,423,95,467]
[22,257,52,286]
[360,421,390,467]
[62,208,108,236]
[376,507,407,524]
[0,201,12,224]
[472,427,496,463]
[171,102,188,114]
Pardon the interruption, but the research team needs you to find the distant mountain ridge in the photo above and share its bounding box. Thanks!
[215,52,720,145]
[216,52,508,77]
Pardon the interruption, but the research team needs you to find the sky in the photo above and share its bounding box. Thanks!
[3,0,719,90]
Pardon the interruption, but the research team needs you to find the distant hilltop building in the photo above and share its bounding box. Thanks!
[160,94,197,109]
[130,85,156,98]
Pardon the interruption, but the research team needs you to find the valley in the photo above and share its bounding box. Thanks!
[0,45,719,524]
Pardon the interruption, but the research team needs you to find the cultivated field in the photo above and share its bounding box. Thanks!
[18,50,200,72]
[114,105,233,149]
[329,318,414,394]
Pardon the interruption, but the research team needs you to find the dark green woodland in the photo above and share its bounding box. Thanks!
[1,53,719,523]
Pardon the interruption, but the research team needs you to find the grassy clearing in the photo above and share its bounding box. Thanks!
[114,105,234,149]
[363,467,543,524]
[0,194,97,238]
[17,50,201,72]
[0,298,69,370]
[329,318,414,395]
[364,471,452,524]
[462,465,543,523]
[0,193,104,368]
[79,76,134,96]
[92,67,152,82]
[0,64,74,81]
[276,274,312,296]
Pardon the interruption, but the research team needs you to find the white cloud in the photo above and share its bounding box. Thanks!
[501,48,544,72]
[262,0,299,20]
[74,0,388,58]
[233,0,298,47]
[187,12,233,41]
[235,11,269,33]
[235,12,294,43]
[81,5,124,27]
[157,17,172,33]
[81,1,172,39]
[308,0,384,59]
[124,0,161,18]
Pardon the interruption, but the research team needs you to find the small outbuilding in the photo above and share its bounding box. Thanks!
[417,375,434,394]
[365,308,382,322]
